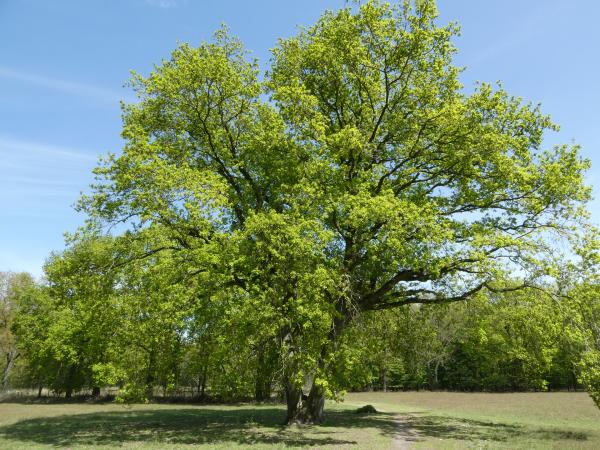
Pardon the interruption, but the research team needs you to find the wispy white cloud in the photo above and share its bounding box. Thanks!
[0,135,95,218]
[145,0,180,9]
[0,187,77,198]
[0,134,99,163]
[1,175,82,187]
[0,67,131,104]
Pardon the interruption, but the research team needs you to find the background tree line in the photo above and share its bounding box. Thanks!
[2,259,598,400]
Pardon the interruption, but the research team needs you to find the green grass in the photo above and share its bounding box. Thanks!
[344,391,600,449]
[0,392,599,448]
[0,402,392,449]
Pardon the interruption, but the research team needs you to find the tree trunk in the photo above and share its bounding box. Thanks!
[64,365,75,399]
[281,297,347,425]
[254,376,270,402]
[2,351,18,391]
[381,368,388,392]
[145,351,156,399]
[92,386,101,397]
[200,363,208,398]
[37,379,43,398]
[434,360,440,389]
[145,381,153,399]
[285,379,325,424]
[254,346,274,402]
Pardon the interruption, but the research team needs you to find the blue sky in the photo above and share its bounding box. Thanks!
[1,0,598,277]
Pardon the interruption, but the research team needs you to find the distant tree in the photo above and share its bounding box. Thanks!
[80,0,592,423]
[440,289,563,391]
[0,271,35,391]
[568,282,600,405]
[10,278,54,396]
[12,236,126,398]
[337,309,406,392]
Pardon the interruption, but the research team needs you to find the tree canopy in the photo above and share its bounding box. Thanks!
[73,0,593,423]
[3,0,595,425]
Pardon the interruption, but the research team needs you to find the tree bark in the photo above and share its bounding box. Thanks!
[434,360,440,388]
[145,351,156,399]
[282,296,347,425]
[381,368,388,392]
[64,365,75,399]
[2,350,18,391]
[197,350,209,398]
[570,369,578,391]
[285,378,325,424]
[254,375,271,402]
[254,345,275,402]
[200,365,207,398]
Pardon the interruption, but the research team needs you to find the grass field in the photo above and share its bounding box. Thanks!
[0,392,598,449]
[346,392,600,449]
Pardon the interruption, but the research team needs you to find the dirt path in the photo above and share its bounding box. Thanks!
[393,415,418,449]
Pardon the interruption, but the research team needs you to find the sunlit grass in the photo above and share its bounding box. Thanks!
[344,391,600,449]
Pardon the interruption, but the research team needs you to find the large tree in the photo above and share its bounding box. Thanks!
[81,0,591,423]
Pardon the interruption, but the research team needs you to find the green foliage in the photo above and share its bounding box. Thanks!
[565,283,600,406]
[6,0,599,418]
[115,383,149,404]
[0,272,35,390]
[343,288,582,393]
[441,290,562,391]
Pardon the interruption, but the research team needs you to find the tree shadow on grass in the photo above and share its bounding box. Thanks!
[402,414,590,444]
[0,406,591,448]
[0,407,399,448]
